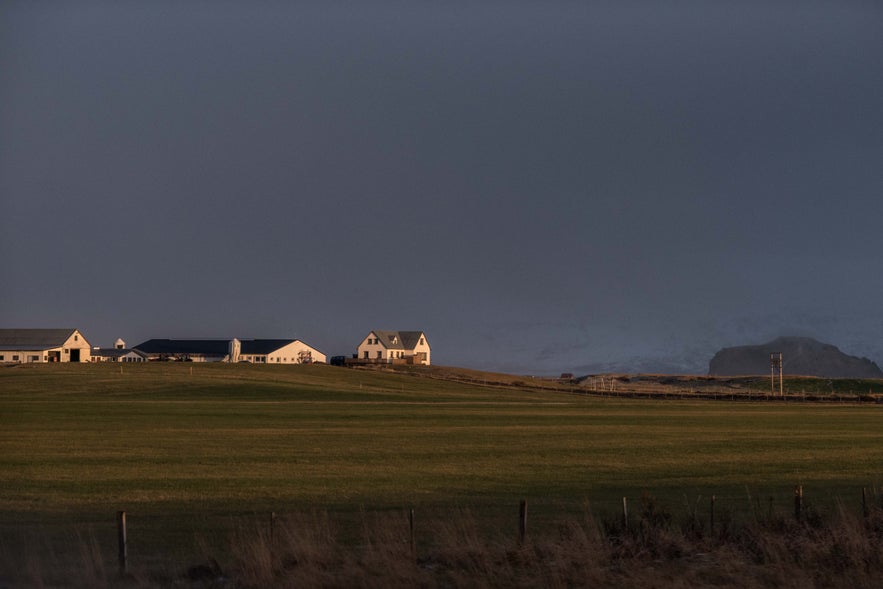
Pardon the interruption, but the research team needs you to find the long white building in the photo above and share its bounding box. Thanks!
[133,338,326,364]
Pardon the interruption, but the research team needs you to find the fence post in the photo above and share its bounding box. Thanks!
[409,509,416,559]
[622,497,628,530]
[862,488,869,519]
[117,511,128,575]
[270,512,276,543]
[794,485,803,521]
[518,500,527,543]
[710,495,715,534]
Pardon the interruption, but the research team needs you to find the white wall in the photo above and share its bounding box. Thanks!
[411,333,431,365]
[62,330,92,362]
[267,340,327,364]
[242,341,327,364]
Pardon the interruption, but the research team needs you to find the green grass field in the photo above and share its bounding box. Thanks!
[2,363,883,582]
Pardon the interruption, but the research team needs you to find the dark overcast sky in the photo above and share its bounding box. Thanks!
[2,1,882,374]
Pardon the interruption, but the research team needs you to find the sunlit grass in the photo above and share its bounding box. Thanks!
[2,363,883,583]
[2,363,883,519]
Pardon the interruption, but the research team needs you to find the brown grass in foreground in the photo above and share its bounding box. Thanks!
[225,502,883,589]
[10,497,883,588]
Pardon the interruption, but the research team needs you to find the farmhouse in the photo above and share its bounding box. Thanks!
[356,330,431,365]
[91,339,148,363]
[0,328,92,363]
[133,338,326,363]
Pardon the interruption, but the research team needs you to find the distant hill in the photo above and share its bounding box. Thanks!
[709,337,883,378]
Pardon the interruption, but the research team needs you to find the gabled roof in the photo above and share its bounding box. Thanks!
[370,331,427,351]
[133,339,230,356]
[0,329,80,350]
[239,339,300,355]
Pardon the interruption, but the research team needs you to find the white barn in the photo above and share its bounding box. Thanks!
[238,339,327,364]
[357,331,431,365]
[0,329,93,363]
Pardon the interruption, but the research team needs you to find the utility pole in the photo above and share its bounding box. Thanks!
[770,352,783,396]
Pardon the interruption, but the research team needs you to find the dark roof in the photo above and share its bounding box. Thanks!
[92,348,148,359]
[133,339,231,356]
[371,331,427,351]
[0,328,80,350]
[239,339,298,355]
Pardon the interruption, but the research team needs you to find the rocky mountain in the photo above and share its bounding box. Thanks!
[708,336,883,378]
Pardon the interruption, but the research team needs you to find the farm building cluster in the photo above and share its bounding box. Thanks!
[0,329,431,366]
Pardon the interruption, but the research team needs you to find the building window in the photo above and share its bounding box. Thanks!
[0,355,4,361]
[376,351,382,359]
[419,338,424,345]
[12,355,19,361]
[74,335,78,341]
[363,351,369,359]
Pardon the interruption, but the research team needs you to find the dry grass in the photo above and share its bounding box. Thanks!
[212,500,883,588]
[5,499,883,587]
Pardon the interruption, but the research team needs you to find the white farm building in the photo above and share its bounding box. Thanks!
[133,338,326,364]
[91,339,148,363]
[237,339,326,364]
[0,328,92,363]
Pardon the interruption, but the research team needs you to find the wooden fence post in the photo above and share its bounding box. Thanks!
[794,485,803,521]
[117,511,128,575]
[710,495,715,533]
[622,497,628,530]
[518,500,527,543]
[862,488,869,519]
[409,509,416,559]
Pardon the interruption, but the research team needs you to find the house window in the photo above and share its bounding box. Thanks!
[0,355,4,361]
[12,355,19,361]
[419,338,424,345]
[363,351,369,359]
[376,351,382,359]
[74,335,78,341]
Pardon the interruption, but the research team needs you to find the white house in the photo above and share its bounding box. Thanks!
[0,328,93,363]
[238,339,327,364]
[356,331,431,365]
